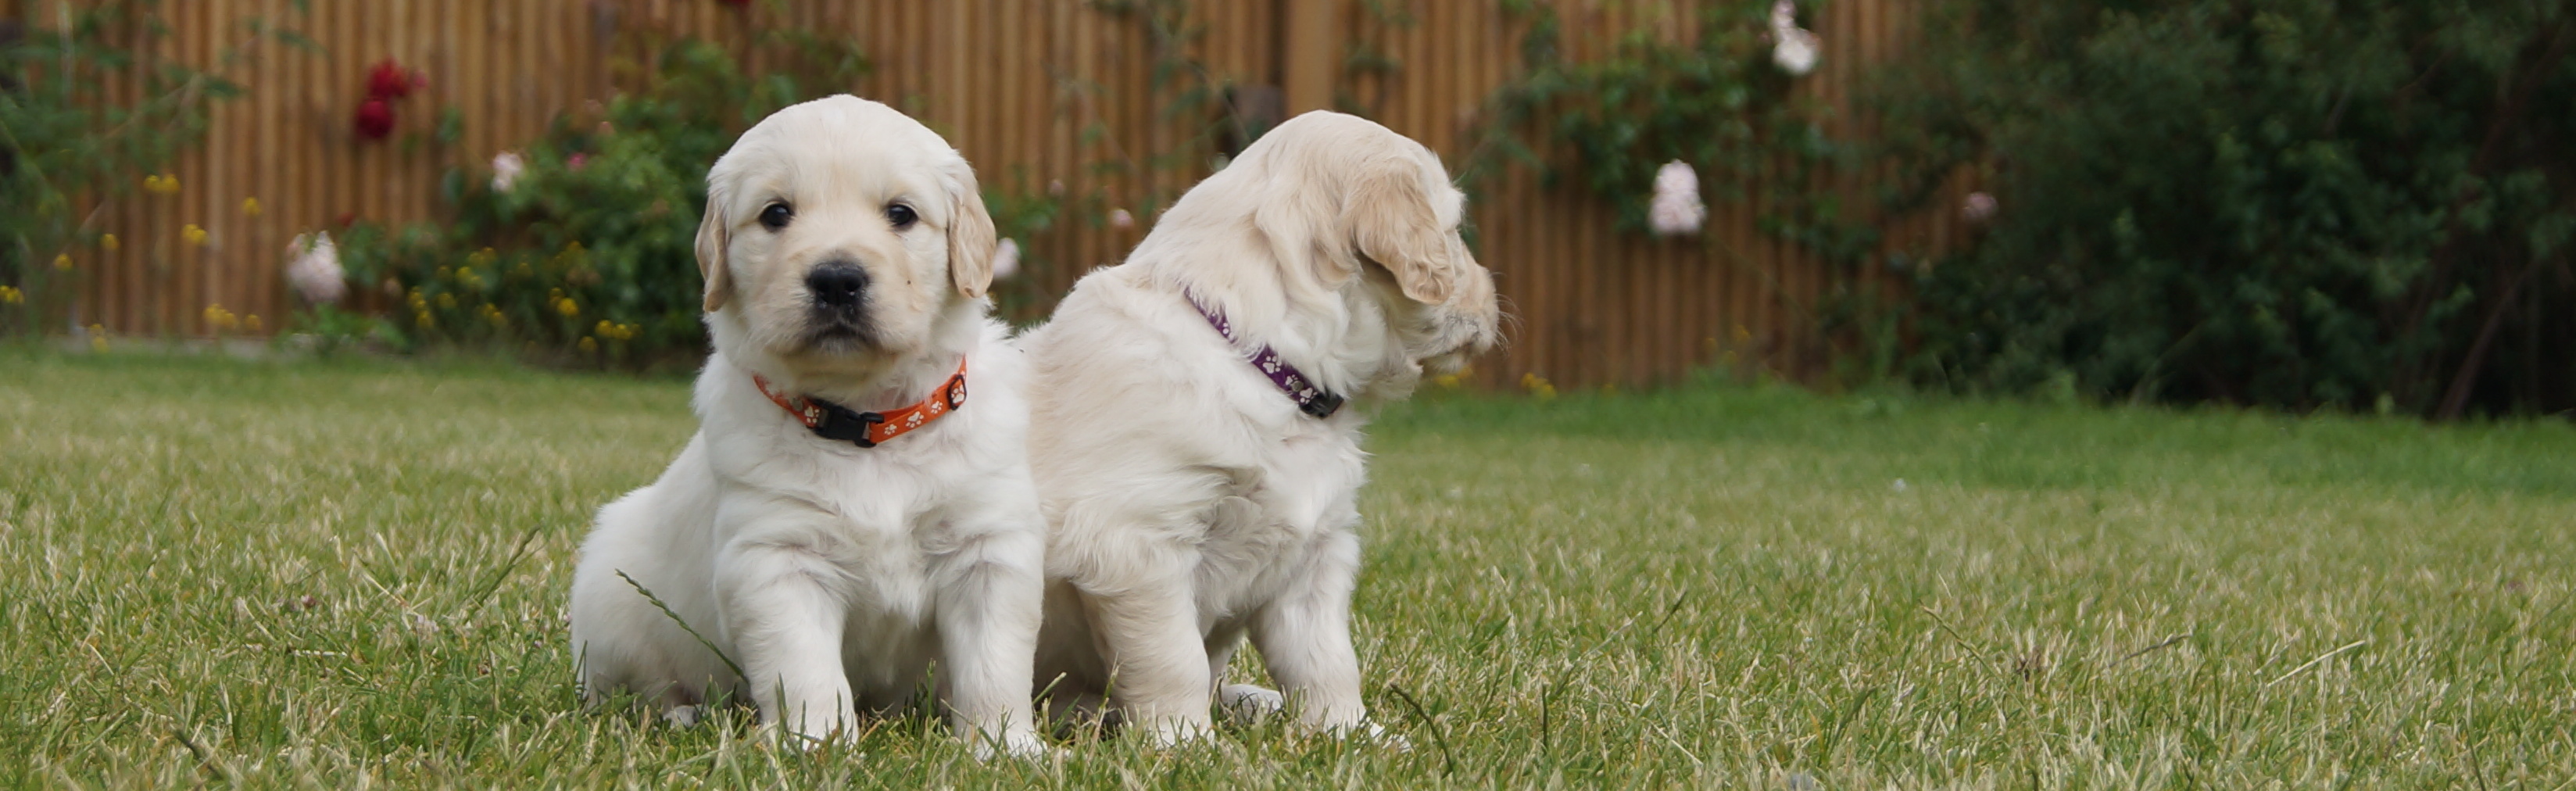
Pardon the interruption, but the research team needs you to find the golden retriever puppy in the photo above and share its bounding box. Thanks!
[567,95,1045,757]
[1021,111,1501,743]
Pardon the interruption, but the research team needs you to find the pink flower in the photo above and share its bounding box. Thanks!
[1648,161,1705,237]
[567,152,589,171]
[1962,191,1998,223]
[991,238,1021,280]
[1107,209,1135,230]
[285,233,346,306]
[490,152,524,192]
[1769,1,1820,77]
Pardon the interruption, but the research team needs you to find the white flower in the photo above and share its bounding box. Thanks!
[1962,191,1998,223]
[286,232,346,305]
[1647,160,1706,237]
[490,151,525,193]
[1769,1,1820,77]
[991,238,1021,280]
[1107,209,1135,230]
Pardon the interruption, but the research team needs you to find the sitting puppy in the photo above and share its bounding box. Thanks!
[567,95,1044,756]
[1021,111,1501,743]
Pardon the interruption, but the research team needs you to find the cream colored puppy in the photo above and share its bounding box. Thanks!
[1021,111,1501,743]
[567,95,1044,756]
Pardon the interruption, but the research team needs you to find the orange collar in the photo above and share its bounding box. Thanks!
[752,358,968,449]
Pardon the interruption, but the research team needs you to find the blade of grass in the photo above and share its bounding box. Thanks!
[617,569,747,682]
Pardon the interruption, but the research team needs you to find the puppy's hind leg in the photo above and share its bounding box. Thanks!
[1205,625,1285,725]
[569,494,736,722]
[933,529,1049,759]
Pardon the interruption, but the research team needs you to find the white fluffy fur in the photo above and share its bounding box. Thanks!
[567,95,1044,756]
[1021,111,1501,743]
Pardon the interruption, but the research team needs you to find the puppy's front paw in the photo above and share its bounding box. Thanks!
[967,729,1056,762]
[1218,684,1286,725]
[765,720,859,752]
[1137,717,1216,749]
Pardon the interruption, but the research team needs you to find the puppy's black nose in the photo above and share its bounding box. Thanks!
[807,262,869,309]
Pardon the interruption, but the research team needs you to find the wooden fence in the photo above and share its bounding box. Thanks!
[13,0,1968,388]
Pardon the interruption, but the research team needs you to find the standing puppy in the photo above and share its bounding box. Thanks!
[1022,111,1501,743]
[567,95,1044,756]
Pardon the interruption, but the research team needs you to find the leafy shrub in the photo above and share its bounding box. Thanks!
[333,35,865,367]
[1462,1,1869,258]
[1880,1,2575,417]
[0,1,292,335]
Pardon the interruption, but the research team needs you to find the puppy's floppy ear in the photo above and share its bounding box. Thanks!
[695,188,732,313]
[1344,156,1457,304]
[1254,159,1360,294]
[944,164,998,299]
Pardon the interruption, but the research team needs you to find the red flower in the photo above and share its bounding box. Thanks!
[366,59,416,100]
[354,98,395,140]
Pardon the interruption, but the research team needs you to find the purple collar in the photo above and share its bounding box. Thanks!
[1185,291,1345,418]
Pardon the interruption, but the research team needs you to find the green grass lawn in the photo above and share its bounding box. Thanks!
[4,349,2571,789]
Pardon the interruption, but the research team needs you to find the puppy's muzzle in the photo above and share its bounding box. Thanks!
[800,259,878,348]
[807,261,870,312]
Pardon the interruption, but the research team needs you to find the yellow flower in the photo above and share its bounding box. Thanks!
[1431,365,1471,389]
[578,336,599,353]
[436,293,456,310]
[0,285,22,304]
[100,234,120,252]
[241,197,262,217]
[243,314,263,332]
[88,324,108,352]
[203,303,238,330]
[414,310,435,328]
[1521,372,1558,401]
[53,254,72,270]
[556,297,579,317]
[181,224,209,246]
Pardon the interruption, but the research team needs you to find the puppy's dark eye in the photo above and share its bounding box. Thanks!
[886,203,918,229]
[759,202,793,231]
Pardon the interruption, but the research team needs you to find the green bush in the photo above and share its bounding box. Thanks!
[1462,1,1866,257]
[0,1,292,335]
[333,36,865,367]
[1879,1,2575,417]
